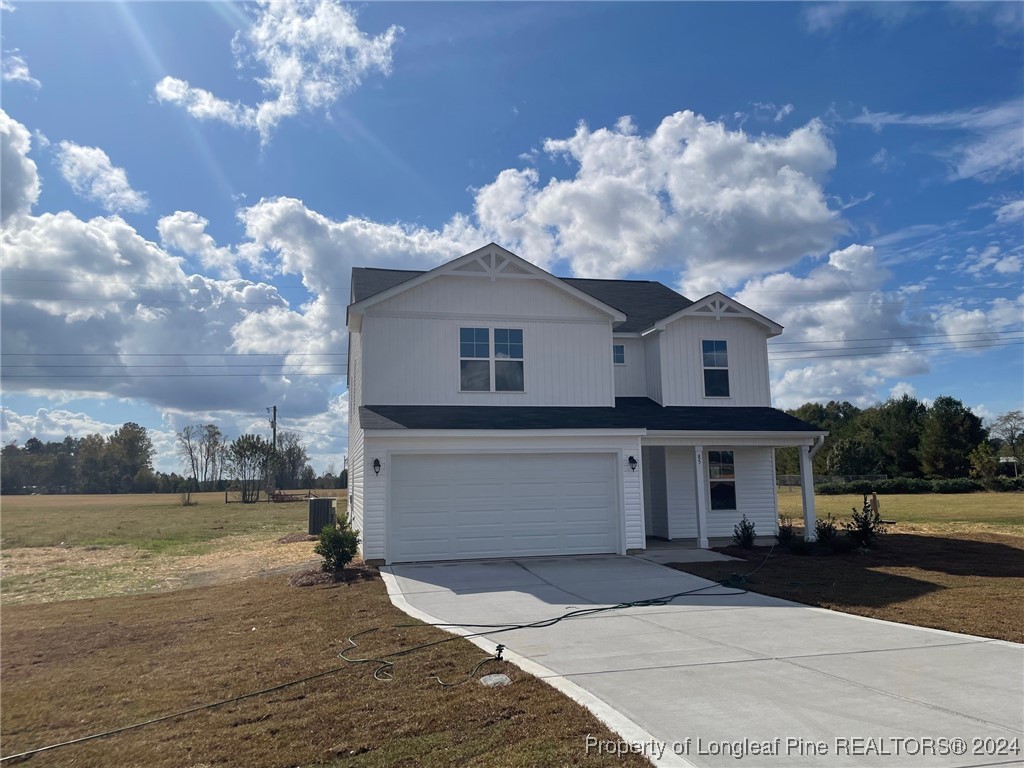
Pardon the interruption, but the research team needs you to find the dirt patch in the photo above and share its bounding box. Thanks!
[672,529,1024,643]
[276,532,317,544]
[0,535,319,604]
[1,573,648,768]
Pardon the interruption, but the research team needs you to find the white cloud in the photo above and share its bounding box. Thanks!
[995,199,1024,223]
[740,244,935,407]
[155,0,402,144]
[802,2,920,33]
[0,109,39,224]
[55,141,149,214]
[753,102,794,123]
[471,111,843,293]
[157,211,241,278]
[2,50,40,88]
[889,381,917,400]
[851,101,1023,182]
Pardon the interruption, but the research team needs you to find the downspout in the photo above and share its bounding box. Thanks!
[808,433,827,459]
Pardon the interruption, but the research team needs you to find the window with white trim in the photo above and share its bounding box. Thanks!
[702,340,730,397]
[707,450,736,510]
[613,344,625,365]
[459,327,524,392]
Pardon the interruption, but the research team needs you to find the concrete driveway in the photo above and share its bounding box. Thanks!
[381,555,1023,768]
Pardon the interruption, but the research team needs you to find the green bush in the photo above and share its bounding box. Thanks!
[931,478,983,494]
[777,516,796,545]
[816,482,845,495]
[874,477,932,494]
[987,476,1024,492]
[733,515,756,549]
[314,515,361,578]
[846,494,886,548]
[814,513,839,545]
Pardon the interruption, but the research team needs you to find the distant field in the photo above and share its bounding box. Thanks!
[0,491,346,603]
[0,490,346,551]
[777,490,1024,534]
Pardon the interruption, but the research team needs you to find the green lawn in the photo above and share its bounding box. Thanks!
[0,492,344,553]
[777,490,1023,533]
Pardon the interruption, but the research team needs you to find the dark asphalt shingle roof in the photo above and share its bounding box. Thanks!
[350,268,693,333]
[360,398,823,433]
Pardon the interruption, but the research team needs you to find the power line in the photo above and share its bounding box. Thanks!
[768,329,1023,346]
[0,352,348,357]
[769,338,1022,362]
[1,372,346,379]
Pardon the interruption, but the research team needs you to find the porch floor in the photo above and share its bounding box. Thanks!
[636,538,739,565]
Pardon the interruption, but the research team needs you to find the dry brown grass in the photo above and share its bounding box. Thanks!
[672,526,1024,643]
[1,569,648,767]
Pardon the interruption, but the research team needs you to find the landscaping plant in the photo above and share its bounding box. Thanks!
[733,514,756,548]
[777,516,796,545]
[315,513,361,579]
[814,513,839,545]
[846,493,887,549]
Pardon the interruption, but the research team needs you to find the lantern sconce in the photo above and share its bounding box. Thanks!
[373,458,382,476]
[627,455,638,472]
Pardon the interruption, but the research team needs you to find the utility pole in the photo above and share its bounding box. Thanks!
[267,406,277,452]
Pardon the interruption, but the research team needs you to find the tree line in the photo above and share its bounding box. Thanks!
[777,395,1022,482]
[1,422,347,495]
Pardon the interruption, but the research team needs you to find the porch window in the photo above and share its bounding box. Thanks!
[708,450,736,510]
[613,344,625,365]
[702,340,730,397]
[459,327,524,392]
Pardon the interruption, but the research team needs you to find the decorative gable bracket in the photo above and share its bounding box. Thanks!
[644,291,783,337]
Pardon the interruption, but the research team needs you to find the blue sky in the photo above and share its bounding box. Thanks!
[1,1,1021,472]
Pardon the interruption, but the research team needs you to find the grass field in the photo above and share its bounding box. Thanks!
[776,489,1024,534]
[0,492,341,603]
[674,490,1024,643]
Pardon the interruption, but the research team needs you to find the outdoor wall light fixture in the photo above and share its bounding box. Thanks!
[628,455,638,472]
[373,458,382,476]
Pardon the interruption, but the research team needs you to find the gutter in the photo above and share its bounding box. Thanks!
[808,433,828,458]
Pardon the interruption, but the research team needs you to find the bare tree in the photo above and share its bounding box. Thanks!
[198,424,225,490]
[176,425,201,503]
[991,410,1024,471]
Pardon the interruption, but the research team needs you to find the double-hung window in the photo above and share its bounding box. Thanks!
[707,450,736,510]
[459,327,524,392]
[612,344,625,365]
[702,340,730,397]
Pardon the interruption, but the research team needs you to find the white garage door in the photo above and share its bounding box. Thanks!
[389,453,619,562]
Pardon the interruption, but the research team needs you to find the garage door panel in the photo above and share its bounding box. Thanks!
[389,453,619,562]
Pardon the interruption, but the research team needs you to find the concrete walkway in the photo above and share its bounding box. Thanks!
[381,555,1024,768]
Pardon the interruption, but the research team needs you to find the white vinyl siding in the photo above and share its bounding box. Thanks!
[705,447,778,538]
[613,337,648,397]
[659,317,771,406]
[347,330,364,538]
[644,334,664,404]
[363,315,613,406]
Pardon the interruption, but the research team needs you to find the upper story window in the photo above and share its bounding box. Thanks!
[612,344,625,365]
[702,340,730,397]
[459,327,524,392]
[707,450,736,510]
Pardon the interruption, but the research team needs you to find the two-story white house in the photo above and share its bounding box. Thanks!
[347,244,826,564]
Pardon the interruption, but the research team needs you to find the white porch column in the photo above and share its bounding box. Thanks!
[694,445,709,549]
[799,445,817,541]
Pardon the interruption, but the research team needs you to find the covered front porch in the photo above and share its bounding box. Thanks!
[640,433,825,549]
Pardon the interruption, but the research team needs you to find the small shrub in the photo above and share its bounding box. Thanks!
[788,539,816,556]
[733,514,756,549]
[988,476,1024,492]
[314,515,361,578]
[846,494,886,549]
[844,480,875,495]
[814,514,839,545]
[777,516,796,545]
[874,477,932,494]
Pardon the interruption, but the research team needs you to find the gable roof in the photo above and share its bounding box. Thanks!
[348,246,780,334]
[361,397,826,433]
[649,291,784,337]
[347,244,625,324]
